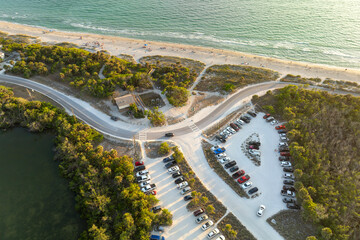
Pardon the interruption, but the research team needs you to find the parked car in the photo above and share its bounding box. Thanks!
[248,111,257,117]
[249,149,261,156]
[237,119,245,125]
[230,123,240,131]
[283,185,296,191]
[216,153,227,159]
[241,181,252,189]
[139,180,151,187]
[232,170,245,179]
[141,183,156,193]
[283,179,295,185]
[278,129,287,134]
[280,136,289,142]
[271,120,278,125]
[195,214,208,223]
[257,205,266,217]
[229,166,239,173]
[279,142,288,147]
[215,135,226,143]
[168,166,180,174]
[279,156,290,161]
[174,177,185,184]
[281,190,296,197]
[287,203,301,209]
[283,173,295,179]
[135,165,146,172]
[135,161,144,166]
[154,225,165,233]
[177,181,189,189]
[283,167,294,173]
[211,145,220,151]
[249,141,261,146]
[283,197,295,203]
[201,220,214,231]
[224,160,237,169]
[240,116,250,123]
[238,175,250,184]
[219,157,230,164]
[207,228,220,239]
[165,161,177,169]
[193,208,205,216]
[226,126,236,134]
[248,187,259,195]
[184,195,193,201]
[263,113,271,119]
[163,155,175,163]
[172,171,182,178]
[180,186,191,195]
[213,147,226,155]
[151,206,162,213]
[276,125,286,130]
[136,170,149,177]
[266,116,275,122]
[146,190,156,195]
[280,151,291,156]
[150,235,165,240]
[136,175,150,182]
[249,145,259,150]
[280,133,287,137]
[279,146,290,152]
[281,161,292,167]
[215,235,225,240]
[165,133,174,137]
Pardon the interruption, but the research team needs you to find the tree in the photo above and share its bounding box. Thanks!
[88,224,110,240]
[306,237,317,240]
[223,83,235,92]
[206,205,215,214]
[321,228,333,240]
[158,142,171,155]
[224,224,237,238]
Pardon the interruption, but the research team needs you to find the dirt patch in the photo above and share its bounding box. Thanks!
[267,210,317,240]
[166,116,185,125]
[139,92,165,109]
[99,136,142,161]
[218,212,256,240]
[144,141,175,159]
[202,140,248,199]
[187,94,224,117]
[241,133,261,166]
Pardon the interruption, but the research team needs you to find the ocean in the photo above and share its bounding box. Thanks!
[0,0,359,69]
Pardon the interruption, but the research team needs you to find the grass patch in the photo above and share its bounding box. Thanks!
[280,74,321,85]
[321,78,360,93]
[218,212,256,240]
[118,54,136,63]
[202,140,248,198]
[144,141,174,159]
[267,210,318,240]
[139,92,165,109]
[187,94,224,117]
[195,64,279,93]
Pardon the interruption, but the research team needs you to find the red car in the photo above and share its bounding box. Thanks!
[275,125,286,130]
[193,208,205,216]
[249,145,259,150]
[232,170,245,179]
[146,190,156,195]
[263,114,271,119]
[280,152,291,156]
[238,175,250,184]
[135,161,144,166]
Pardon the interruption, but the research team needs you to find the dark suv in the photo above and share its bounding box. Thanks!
[248,187,258,195]
[287,203,300,209]
[165,161,176,169]
[224,160,237,169]
[283,167,294,173]
[165,133,174,137]
[279,156,290,161]
[163,156,175,163]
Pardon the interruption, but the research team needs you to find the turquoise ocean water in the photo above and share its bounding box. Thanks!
[0,0,359,69]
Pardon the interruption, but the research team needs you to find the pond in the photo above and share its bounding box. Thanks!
[0,128,84,240]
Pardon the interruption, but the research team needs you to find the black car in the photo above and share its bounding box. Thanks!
[165,133,174,137]
[110,116,119,121]
[232,170,244,179]
[287,203,300,209]
[184,195,193,201]
[174,177,185,184]
[163,156,175,163]
[279,156,290,161]
[249,141,261,146]
[165,161,176,169]
[151,206,162,213]
[282,197,295,203]
[278,129,287,134]
[229,166,239,173]
[240,116,250,123]
[172,171,182,178]
[215,135,226,143]
[135,165,146,172]
[248,111,257,117]
[224,160,237,169]
[283,179,295,185]
[283,167,294,173]
[283,185,296,191]
[248,187,258,195]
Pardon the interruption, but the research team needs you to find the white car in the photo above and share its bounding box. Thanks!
[226,127,236,134]
[241,181,252,189]
[257,205,266,217]
[215,235,225,240]
[136,170,149,177]
[219,157,230,164]
[168,166,180,174]
[280,133,287,137]
[141,185,151,192]
[249,149,261,156]
[216,153,227,159]
[271,120,278,125]
[280,136,289,142]
[195,214,208,223]
[211,145,220,151]
[137,174,150,182]
[139,180,151,187]
[207,228,220,239]
[279,142,288,147]
[237,119,245,125]
[281,161,292,167]
[177,181,189,189]
[283,173,294,179]
[201,220,214,231]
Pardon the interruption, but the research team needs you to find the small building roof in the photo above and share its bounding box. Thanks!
[114,94,136,110]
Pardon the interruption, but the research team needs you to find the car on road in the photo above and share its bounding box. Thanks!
[135,165,146,172]
[287,203,301,209]
[181,186,191,195]
[168,166,180,174]
[193,208,205,216]
[229,166,239,172]
[184,195,193,201]
[249,144,259,150]
[257,205,266,217]
[174,177,185,184]
[151,206,162,213]
[283,173,295,179]
[280,136,289,142]
[280,151,291,156]
[141,183,156,193]
[177,181,189,189]
[195,214,208,223]
[241,181,252,189]
[281,190,296,197]
[136,170,149,177]
[283,167,294,173]
[283,197,295,203]
[281,161,292,167]
[248,187,259,195]
[163,156,175,163]
[219,157,230,164]
[232,170,245,179]
[135,161,144,166]
[224,160,237,169]
[207,228,220,239]
[139,180,151,187]
[278,129,287,134]
[284,179,295,185]
[238,175,250,184]
[263,113,271,119]
[215,235,225,240]
[216,153,227,159]
[201,220,214,231]
[172,171,182,178]
[276,125,286,130]
[283,185,296,192]
[165,161,177,169]
[110,116,119,121]
[165,133,174,137]
[137,175,151,182]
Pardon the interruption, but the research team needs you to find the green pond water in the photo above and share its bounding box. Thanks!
[0,128,84,240]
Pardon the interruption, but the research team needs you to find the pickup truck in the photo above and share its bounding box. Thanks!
[141,183,156,193]
[281,190,295,198]
[213,147,226,155]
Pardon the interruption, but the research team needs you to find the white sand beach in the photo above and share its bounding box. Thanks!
[0,21,359,82]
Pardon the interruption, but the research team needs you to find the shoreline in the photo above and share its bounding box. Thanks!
[0,20,359,82]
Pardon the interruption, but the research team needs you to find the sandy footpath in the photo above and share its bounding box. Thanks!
[0,21,359,82]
